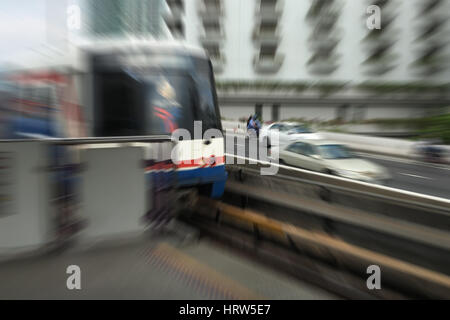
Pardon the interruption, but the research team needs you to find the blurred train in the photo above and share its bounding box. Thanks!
[0,41,227,199]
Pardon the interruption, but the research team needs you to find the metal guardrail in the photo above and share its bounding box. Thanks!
[0,135,173,145]
[1,138,446,211]
[224,179,450,252]
[216,156,450,298]
[189,197,450,299]
[225,154,450,214]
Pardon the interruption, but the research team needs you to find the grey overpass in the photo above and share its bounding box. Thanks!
[218,94,450,106]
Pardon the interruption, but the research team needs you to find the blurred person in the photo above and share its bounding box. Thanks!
[247,115,261,138]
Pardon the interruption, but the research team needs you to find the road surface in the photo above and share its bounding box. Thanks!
[225,134,450,199]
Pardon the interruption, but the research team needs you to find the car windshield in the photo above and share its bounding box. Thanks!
[317,144,353,159]
[288,125,313,134]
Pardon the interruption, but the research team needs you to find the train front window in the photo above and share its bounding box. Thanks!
[94,72,145,136]
[92,52,221,137]
[143,73,197,135]
[192,57,221,132]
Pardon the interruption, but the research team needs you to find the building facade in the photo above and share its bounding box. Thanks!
[163,0,450,122]
[83,0,164,39]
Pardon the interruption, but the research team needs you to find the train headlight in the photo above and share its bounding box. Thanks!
[203,155,216,167]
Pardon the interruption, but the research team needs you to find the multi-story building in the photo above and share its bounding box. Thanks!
[163,0,450,122]
[83,0,164,38]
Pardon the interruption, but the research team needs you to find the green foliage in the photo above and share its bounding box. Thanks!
[357,82,450,94]
[332,114,450,144]
[414,113,450,144]
[215,81,348,95]
[216,81,310,92]
[216,81,450,96]
[280,114,450,143]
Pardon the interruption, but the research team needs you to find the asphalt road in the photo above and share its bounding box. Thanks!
[225,134,450,200]
[359,153,450,199]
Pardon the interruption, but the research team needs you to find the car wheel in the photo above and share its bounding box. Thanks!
[236,169,246,182]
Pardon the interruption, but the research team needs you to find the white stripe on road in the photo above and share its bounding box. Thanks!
[399,173,434,180]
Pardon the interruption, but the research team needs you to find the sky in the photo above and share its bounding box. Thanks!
[0,1,45,62]
[0,0,80,68]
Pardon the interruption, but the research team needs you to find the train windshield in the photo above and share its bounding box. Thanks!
[143,72,196,135]
[93,51,221,137]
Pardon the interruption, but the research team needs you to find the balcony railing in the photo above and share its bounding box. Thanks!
[419,0,443,15]
[307,0,338,18]
[411,46,448,74]
[199,29,225,46]
[415,17,447,41]
[253,53,284,74]
[308,36,339,54]
[362,37,397,53]
[364,64,395,76]
[362,54,397,76]
[198,0,223,17]
[307,57,339,75]
[252,28,281,47]
[257,10,282,24]
[255,0,283,24]
[210,55,226,74]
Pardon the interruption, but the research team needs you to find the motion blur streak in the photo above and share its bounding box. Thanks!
[0,0,449,300]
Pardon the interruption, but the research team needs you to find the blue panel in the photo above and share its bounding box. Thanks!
[145,165,227,198]
[176,166,227,187]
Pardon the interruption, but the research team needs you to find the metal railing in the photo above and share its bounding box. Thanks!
[225,154,450,214]
[0,135,173,145]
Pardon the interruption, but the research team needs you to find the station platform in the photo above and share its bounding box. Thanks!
[0,223,336,300]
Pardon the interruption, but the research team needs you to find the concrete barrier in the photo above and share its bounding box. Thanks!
[319,131,450,162]
[319,132,416,157]
[78,146,148,241]
[0,142,53,255]
[0,139,171,258]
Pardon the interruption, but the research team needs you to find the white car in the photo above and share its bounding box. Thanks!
[279,139,391,184]
[260,122,321,148]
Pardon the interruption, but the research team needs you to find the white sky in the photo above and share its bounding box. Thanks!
[0,0,80,68]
